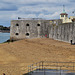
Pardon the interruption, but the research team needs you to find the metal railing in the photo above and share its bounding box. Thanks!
[27,61,75,75]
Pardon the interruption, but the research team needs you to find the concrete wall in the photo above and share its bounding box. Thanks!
[49,22,75,43]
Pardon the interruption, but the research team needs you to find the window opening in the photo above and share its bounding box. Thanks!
[37,24,40,26]
[16,33,19,35]
[26,24,29,26]
[16,23,19,26]
[26,33,29,36]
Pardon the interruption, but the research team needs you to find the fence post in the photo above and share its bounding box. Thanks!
[39,62,40,70]
[36,63,37,73]
[30,66,31,75]
[32,64,33,71]
[28,66,29,75]
[42,61,44,70]
[28,66,30,75]
[56,62,58,74]
[31,64,33,74]
[73,63,74,71]
[60,66,61,75]
[44,67,45,75]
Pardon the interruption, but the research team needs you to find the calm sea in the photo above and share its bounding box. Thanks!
[0,33,10,43]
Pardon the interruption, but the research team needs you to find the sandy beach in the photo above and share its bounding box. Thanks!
[0,38,75,75]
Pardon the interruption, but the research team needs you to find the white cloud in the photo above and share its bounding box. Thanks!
[0,0,74,26]
[1,0,70,5]
[11,14,37,19]
[38,12,60,19]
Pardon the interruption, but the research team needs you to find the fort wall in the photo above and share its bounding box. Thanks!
[10,20,50,40]
[49,22,75,43]
[10,19,75,43]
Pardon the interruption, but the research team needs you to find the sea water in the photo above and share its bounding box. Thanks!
[29,69,75,75]
[0,33,10,43]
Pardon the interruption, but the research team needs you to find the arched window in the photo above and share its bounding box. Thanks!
[26,33,29,36]
[16,23,19,26]
[26,24,29,26]
[37,24,40,26]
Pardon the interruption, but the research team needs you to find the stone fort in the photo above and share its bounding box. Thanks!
[10,8,75,43]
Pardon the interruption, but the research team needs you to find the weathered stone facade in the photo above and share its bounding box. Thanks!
[10,19,61,40]
[10,19,75,43]
[49,22,75,43]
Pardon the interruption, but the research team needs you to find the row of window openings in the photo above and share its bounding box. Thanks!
[16,24,40,26]
[15,33,29,36]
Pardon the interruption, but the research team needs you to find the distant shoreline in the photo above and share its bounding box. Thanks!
[0,30,10,33]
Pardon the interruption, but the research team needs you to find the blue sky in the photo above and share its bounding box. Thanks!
[0,0,75,27]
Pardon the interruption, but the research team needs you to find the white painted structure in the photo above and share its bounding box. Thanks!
[60,6,75,23]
